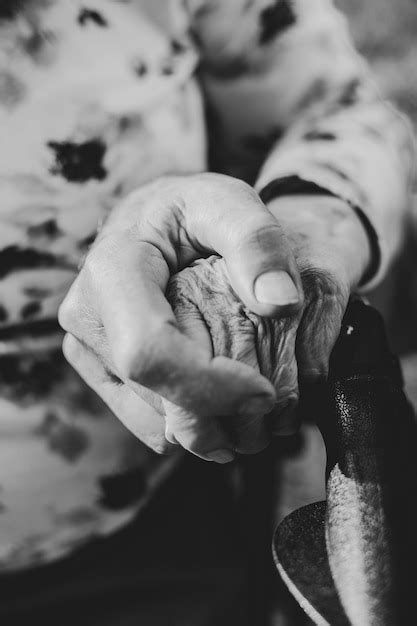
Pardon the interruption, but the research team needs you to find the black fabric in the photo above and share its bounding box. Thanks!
[259,175,381,287]
[258,175,336,204]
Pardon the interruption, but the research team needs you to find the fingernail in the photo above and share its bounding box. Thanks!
[239,395,275,418]
[254,271,299,306]
[207,449,235,464]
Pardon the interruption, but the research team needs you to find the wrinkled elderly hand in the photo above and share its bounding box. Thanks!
[166,254,345,449]
[59,174,371,462]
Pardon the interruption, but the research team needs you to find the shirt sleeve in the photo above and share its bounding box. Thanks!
[186,0,415,289]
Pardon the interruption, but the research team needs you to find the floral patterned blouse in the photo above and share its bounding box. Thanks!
[0,0,413,572]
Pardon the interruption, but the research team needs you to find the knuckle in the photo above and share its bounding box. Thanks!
[228,176,254,197]
[113,332,161,384]
[300,267,348,328]
[58,293,78,332]
[168,259,239,338]
[167,268,196,304]
[167,264,212,314]
[301,268,347,304]
[58,279,100,339]
[58,251,107,334]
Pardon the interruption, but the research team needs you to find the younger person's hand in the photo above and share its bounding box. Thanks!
[59,174,303,461]
[164,193,370,456]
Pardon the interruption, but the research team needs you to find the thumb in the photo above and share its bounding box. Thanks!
[185,175,303,318]
[225,217,303,318]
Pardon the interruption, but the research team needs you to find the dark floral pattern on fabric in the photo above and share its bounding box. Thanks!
[259,0,296,44]
[0,349,65,403]
[48,140,108,183]
[0,1,200,572]
[78,8,108,27]
[35,412,90,463]
[303,130,337,142]
[0,247,60,279]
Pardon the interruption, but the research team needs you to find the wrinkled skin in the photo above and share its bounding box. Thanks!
[59,174,369,462]
[167,254,348,448]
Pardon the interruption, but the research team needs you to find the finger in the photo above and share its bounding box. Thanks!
[268,366,300,437]
[172,298,213,356]
[295,269,347,382]
[294,270,348,425]
[269,323,300,436]
[182,174,303,318]
[162,304,234,461]
[163,399,236,464]
[187,258,298,442]
[164,295,257,461]
[240,308,300,437]
[168,260,270,456]
[209,308,270,455]
[62,334,176,455]
[60,234,277,418]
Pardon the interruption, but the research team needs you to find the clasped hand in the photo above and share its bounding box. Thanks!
[59,174,370,462]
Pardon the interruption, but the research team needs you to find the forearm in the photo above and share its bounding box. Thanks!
[267,195,372,291]
[256,98,413,289]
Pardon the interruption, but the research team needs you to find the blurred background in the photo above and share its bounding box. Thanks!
[339,0,417,122]
[337,0,417,358]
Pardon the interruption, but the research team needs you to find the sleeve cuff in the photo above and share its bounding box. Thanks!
[256,174,383,292]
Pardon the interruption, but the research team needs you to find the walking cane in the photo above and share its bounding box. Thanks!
[273,298,417,625]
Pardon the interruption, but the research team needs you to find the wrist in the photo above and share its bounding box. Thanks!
[266,195,372,290]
